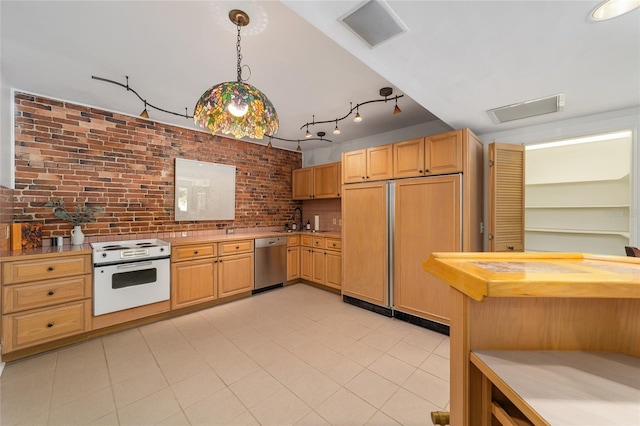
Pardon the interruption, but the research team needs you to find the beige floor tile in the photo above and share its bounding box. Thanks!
[107,351,160,384]
[287,369,341,408]
[368,353,416,386]
[158,354,211,385]
[386,340,430,367]
[105,340,154,367]
[249,387,311,425]
[381,388,441,426]
[184,388,247,426]
[241,340,292,367]
[0,351,57,384]
[226,410,260,425]
[433,337,450,359]
[0,373,53,425]
[402,369,450,409]
[419,352,450,381]
[48,387,115,426]
[51,366,111,407]
[112,367,168,408]
[375,318,419,339]
[171,369,226,409]
[359,330,402,352]
[345,369,399,408]
[315,331,357,352]
[150,341,200,366]
[315,388,377,425]
[365,410,401,425]
[316,352,364,385]
[86,411,119,426]
[229,368,284,408]
[401,328,447,353]
[265,353,314,385]
[289,341,337,369]
[295,410,331,425]
[213,352,262,385]
[117,388,181,426]
[341,340,384,367]
[156,410,191,426]
[275,329,316,353]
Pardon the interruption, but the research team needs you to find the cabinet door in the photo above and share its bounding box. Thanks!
[425,130,463,175]
[286,246,300,281]
[292,167,314,199]
[367,144,394,181]
[394,176,461,323]
[488,143,525,252]
[171,259,216,309]
[394,138,425,178]
[342,149,367,183]
[311,250,326,284]
[342,182,388,306]
[300,248,313,281]
[324,251,341,290]
[314,162,340,198]
[218,253,254,298]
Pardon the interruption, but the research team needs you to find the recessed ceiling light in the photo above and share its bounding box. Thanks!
[590,0,640,21]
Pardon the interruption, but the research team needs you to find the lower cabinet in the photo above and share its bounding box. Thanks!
[1,253,92,355]
[300,236,341,290]
[286,246,300,281]
[171,240,254,309]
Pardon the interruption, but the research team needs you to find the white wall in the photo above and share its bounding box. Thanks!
[0,76,12,189]
[479,106,640,247]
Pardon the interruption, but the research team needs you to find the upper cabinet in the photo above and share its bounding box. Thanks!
[342,144,394,184]
[292,162,341,200]
[393,130,463,178]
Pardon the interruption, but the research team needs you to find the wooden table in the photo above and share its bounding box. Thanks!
[423,252,640,425]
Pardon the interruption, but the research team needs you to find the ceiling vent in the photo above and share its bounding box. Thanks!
[340,0,408,48]
[487,94,566,124]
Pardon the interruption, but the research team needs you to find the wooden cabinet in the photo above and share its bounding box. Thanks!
[393,130,463,178]
[286,235,300,281]
[297,234,341,290]
[342,144,393,183]
[171,240,254,308]
[1,253,92,354]
[300,246,313,281]
[393,176,461,323]
[292,162,341,199]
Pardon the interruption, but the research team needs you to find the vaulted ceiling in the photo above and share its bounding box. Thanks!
[2,1,638,151]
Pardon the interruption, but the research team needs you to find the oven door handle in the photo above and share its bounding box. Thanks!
[116,261,153,269]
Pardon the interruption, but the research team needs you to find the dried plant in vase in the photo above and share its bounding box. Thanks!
[44,199,103,245]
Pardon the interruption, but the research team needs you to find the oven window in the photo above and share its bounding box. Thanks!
[112,268,157,289]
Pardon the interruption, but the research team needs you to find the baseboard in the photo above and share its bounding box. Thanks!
[393,310,450,336]
[342,295,392,317]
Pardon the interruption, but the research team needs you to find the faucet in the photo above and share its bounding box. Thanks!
[292,207,302,231]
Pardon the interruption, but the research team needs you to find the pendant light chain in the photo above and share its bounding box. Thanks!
[236,24,243,82]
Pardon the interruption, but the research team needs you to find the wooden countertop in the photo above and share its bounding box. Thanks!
[423,252,640,301]
[0,230,342,261]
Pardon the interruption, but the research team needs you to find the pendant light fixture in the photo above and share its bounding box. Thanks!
[193,10,278,140]
[333,119,341,135]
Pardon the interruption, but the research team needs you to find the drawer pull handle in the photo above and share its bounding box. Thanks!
[47,291,55,296]
[194,250,199,254]
[47,323,54,328]
[236,246,240,249]
[332,243,336,247]
[47,266,55,272]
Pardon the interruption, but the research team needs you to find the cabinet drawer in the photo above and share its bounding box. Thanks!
[324,238,342,251]
[287,235,300,246]
[219,240,254,255]
[172,244,216,262]
[2,275,91,313]
[2,300,90,353]
[2,255,91,285]
[300,235,313,247]
[313,237,324,248]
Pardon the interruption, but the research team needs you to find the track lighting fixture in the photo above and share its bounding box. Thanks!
[296,141,302,152]
[300,87,403,138]
[305,122,312,138]
[140,101,149,118]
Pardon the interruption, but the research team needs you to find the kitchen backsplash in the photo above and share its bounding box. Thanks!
[302,198,342,233]
[11,92,303,239]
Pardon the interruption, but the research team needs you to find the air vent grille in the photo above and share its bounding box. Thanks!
[487,94,565,124]
[340,0,408,48]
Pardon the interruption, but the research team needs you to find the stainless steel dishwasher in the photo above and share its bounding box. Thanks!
[254,237,287,293]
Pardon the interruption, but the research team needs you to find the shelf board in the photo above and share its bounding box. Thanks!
[525,228,630,238]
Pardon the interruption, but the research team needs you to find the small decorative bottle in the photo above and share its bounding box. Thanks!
[306,220,311,230]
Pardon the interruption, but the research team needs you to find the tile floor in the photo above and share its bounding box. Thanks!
[0,284,450,425]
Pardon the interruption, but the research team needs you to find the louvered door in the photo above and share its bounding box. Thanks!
[488,143,525,252]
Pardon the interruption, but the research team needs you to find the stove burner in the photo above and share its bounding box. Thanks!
[136,243,158,248]
[103,245,126,250]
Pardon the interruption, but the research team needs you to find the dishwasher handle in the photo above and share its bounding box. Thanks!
[255,237,287,248]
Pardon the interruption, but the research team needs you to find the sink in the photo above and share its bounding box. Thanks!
[303,230,329,233]
[273,230,294,233]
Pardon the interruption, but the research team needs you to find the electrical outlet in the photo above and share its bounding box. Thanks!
[339,219,342,226]
[181,231,188,237]
[5,225,9,238]
[226,228,234,234]
[332,218,336,225]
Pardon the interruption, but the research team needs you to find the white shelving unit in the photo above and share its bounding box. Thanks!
[525,135,631,256]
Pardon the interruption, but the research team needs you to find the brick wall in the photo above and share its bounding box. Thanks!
[12,92,302,239]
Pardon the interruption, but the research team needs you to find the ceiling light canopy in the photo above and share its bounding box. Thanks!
[590,0,640,20]
[193,9,278,140]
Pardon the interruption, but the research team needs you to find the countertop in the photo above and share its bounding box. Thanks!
[423,252,640,301]
[0,230,342,262]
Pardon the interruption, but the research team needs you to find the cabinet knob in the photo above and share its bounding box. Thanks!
[47,323,54,328]
[47,266,55,271]
[419,170,423,174]
[47,290,55,296]
[194,250,199,254]
[332,243,336,247]
[362,176,365,180]
[425,169,430,173]
[236,246,240,249]
[508,246,514,251]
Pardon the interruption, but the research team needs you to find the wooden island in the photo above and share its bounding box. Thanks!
[423,252,640,425]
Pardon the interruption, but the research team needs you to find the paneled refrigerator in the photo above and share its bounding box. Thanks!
[342,174,463,327]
